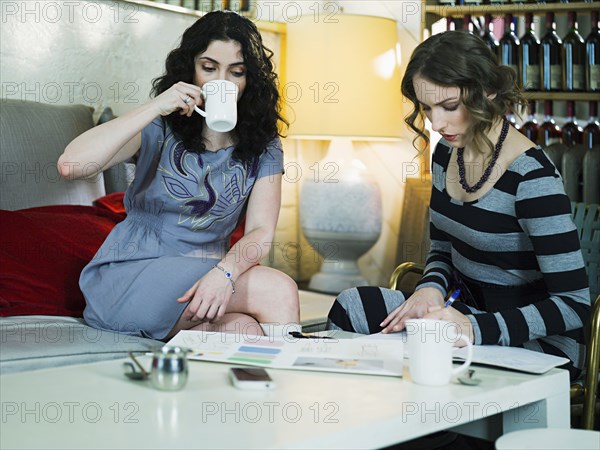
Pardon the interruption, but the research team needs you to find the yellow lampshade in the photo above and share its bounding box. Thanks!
[285,14,403,140]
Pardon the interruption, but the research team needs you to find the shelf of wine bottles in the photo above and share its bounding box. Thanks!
[518,99,599,149]
[438,4,600,96]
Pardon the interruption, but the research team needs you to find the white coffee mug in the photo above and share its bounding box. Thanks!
[405,318,473,386]
[194,79,238,132]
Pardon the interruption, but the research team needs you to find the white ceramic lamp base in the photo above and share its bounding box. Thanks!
[299,138,382,295]
[304,230,380,293]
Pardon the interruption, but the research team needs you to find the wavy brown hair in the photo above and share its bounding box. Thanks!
[401,30,527,155]
[151,10,287,164]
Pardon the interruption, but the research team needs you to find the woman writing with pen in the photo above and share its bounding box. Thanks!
[326,31,590,381]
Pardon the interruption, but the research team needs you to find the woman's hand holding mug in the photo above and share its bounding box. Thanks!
[154,81,203,117]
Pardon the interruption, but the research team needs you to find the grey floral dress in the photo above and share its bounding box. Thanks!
[81,117,283,339]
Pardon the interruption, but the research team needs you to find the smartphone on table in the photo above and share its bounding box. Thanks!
[229,367,275,390]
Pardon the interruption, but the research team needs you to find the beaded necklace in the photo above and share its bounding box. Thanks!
[456,117,509,194]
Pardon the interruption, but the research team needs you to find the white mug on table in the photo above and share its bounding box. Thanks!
[405,318,473,386]
[194,79,238,132]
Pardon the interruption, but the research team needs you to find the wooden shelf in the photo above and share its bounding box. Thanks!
[523,92,600,101]
[425,2,599,19]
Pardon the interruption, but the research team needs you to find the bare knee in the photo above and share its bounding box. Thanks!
[275,271,300,319]
[243,267,300,322]
[216,313,264,336]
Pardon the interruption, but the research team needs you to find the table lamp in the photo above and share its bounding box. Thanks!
[286,14,403,294]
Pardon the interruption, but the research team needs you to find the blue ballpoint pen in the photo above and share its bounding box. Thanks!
[444,289,461,308]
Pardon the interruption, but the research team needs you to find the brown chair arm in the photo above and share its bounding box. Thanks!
[388,262,425,291]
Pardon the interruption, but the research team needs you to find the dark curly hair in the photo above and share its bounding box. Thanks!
[151,10,287,164]
[401,30,527,155]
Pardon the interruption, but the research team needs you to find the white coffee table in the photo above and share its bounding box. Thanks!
[1,351,569,449]
[495,428,600,450]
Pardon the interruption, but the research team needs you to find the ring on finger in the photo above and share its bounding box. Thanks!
[183,95,191,104]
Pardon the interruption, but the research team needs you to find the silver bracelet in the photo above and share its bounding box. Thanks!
[213,264,235,294]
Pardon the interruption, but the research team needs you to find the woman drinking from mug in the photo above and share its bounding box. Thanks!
[326,31,590,381]
[58,11,300,340]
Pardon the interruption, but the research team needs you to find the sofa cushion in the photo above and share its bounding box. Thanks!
[0,315,161,374]
[0,99,106,210]
[0,205,124,317]
[95,106,135,194]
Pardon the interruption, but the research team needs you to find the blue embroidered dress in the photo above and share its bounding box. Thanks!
[81,118,283,339]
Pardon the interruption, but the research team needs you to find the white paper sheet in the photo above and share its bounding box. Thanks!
[453,345,570,374]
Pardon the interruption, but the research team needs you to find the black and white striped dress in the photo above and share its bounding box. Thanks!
[327,141,590,380]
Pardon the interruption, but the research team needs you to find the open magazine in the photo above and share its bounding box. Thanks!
[166,330,404,377]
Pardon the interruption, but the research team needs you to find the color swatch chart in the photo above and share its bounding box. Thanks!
[168,330,404,377]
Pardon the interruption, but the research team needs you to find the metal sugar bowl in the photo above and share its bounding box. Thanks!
[150,346,189,391]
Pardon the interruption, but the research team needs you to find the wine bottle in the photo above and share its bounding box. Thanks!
[584,101,600,149]
[447,17,456,32]
[540,100,562,146]
[520,12,541,91]
[507,113,520,130]
[563,11,585,91]
[562,101,584,146]
[585,10,600,92]
[463,14,476,35]
[520,101,540,143]
[481,14,500,61]
[500,14,520,80]
[541,12,563,91]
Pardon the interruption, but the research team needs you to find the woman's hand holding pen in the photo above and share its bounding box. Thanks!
[380,287,444,334]
[152,81,204,118]
[424,306,474,346]
[425,290,474,346]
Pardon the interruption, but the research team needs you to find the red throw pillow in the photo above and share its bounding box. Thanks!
[0,205,124,317]
[93,192,126,216]
[230,216,246,248]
